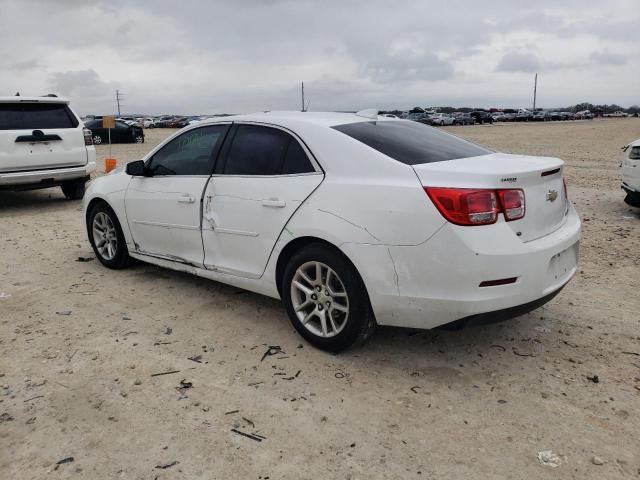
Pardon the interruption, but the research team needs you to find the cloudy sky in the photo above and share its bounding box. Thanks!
[1,0,638,115]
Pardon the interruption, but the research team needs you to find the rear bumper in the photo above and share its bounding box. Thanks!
[344,203,581,329]
[0,162,96,189]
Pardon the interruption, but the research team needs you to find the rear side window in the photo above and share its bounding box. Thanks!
[629,146,640,160]
[332,121,491,165]
[220,125,314,175]
[0,103,79,130]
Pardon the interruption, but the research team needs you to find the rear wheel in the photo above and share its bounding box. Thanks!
[134,134,144,143]
[282,243,375,352]
[87,202,131,269]
[61,179,86,200]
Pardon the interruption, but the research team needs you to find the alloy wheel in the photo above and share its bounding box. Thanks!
[290,261,349,338]
[92,212,118,261]
[93,135,102,145]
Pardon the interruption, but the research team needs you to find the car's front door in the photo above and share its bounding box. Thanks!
[125,124,230,266]
[201,123,323,278]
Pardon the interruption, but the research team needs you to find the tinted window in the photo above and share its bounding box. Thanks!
[0,102,79,130]
[222,125,288,175]
[115,121,130,130]
[85,119,102,128]
[149,125,227,175]
[281,138,314,174]
[332,121,491,165]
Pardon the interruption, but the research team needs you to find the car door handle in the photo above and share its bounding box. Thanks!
[262,198,286,208]
[177,194,195,203]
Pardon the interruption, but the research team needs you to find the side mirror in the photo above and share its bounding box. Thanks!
[125,160,148,176]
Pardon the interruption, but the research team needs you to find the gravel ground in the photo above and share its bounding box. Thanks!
[1,119,639,479]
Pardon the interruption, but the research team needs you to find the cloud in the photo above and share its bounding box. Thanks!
[496,52,543,73]
[0,0,637,112]
[366,51,454,83]
[590,50,626,65]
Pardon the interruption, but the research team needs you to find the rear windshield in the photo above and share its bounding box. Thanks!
[332,120,491,164]
[0,103,79,130]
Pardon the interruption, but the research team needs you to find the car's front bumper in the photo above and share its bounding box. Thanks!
[0,162,96,189]
[343,203,581,329]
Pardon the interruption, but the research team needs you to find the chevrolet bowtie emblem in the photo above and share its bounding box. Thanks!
[546,189,558,202]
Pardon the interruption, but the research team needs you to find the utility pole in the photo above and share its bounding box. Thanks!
[116,89,124,116]
[532,73,538,111]
[301,82,305,112]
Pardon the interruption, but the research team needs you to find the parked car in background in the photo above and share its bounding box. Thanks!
[168,117,189,128]
[142,118,157,128]
[605,111,628,118]
[503,112,517,122]
[575,110,594,120]
[452,112,475,125]
[516,110,533,122]
[430,113,455,126]
[470,111,494,124]
[531,111,546,121]
[0,95,95,199]
[405,112,434,125]
[84,111,581,351]
[155,116,174,128]
[84,119,145,144]
[491,112,507,122]
[622,139,640,207]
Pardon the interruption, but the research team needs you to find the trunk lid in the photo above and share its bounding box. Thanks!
[0,100,88,173]
[413,153,568,242]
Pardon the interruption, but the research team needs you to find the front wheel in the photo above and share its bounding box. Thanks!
[282,244,375,352]
[61,179,86,200]
[92,135,102,145]
[87,202,131,269]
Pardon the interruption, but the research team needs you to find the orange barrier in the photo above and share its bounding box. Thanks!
[105,158,117,173]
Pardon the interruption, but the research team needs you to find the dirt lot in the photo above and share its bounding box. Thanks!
[1,119,639,479]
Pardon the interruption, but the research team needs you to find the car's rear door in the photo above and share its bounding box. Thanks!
[201,123,323,278]
[124,124,230,266]
[0,100,87,173]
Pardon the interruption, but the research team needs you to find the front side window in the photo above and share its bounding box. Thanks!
[332,120,492,165]
[0,102,79,130]
[221,125,314,175]
[148,125,227,176]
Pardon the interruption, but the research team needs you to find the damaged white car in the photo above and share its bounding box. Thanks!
[84,111,581,351]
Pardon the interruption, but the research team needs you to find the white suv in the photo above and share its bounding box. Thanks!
[622,139,640,207]
[0,95,96,199]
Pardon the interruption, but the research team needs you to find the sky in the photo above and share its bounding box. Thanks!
[1,0,638,115]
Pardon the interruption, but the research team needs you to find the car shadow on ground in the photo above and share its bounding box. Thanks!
[0,188,72,213]
[125,259,544,367]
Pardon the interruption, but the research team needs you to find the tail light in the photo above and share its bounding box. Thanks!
[498,189,525,221]
[83,128,93,146]
[425,187,525,226]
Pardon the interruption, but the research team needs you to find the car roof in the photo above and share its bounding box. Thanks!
[196,111,386,129]
[0,95,70,104]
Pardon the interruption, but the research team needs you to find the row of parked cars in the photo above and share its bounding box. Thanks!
[398,109,598,126]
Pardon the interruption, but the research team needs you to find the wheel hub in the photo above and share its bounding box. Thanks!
[290,261,349,338]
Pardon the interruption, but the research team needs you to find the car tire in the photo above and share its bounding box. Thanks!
[281,243,375,352]
[61,179,86,200]
[93,135,102,145]
[87,202,131,269]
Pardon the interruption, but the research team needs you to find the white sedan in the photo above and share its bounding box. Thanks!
[430,113,456,126]
[84,111,581,351]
